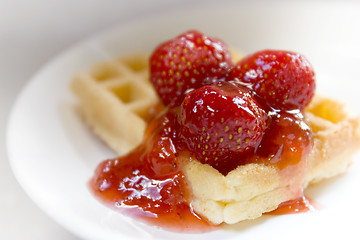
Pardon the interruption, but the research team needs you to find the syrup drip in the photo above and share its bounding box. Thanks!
[90,111,217,232]
[268,195,316,215]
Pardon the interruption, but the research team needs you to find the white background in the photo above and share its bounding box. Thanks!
[1,0,359,239]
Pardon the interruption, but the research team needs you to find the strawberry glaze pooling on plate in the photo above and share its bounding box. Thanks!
[90,30,317,232]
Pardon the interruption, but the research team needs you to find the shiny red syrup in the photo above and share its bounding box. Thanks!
[268,196,316,215]
[90,110,218,232]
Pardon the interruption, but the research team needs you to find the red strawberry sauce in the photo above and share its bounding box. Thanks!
[90,104,313,232]
[268,195,315,215]
[90,110,219,232]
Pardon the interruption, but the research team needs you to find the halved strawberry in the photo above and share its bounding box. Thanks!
[178,81,268,174]
[230,50,316,110]
[150,30,233,107]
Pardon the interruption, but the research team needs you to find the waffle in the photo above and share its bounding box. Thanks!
[71,54,360,225]
[71,54,159,155]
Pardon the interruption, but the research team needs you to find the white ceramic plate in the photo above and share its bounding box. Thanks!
[7,2,360,240]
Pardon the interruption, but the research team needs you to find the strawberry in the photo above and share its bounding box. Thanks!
[150,30,233,107]
[230,49,316,110]
[178,81,268,174]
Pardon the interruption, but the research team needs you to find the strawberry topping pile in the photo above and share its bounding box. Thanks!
[91,30,316,230]
[149,30,315,173]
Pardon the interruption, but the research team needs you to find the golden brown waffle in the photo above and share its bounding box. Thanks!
[71,54,159,155]
[71,53,360,225]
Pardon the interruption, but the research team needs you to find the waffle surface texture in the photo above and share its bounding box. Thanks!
[72,54,158,155]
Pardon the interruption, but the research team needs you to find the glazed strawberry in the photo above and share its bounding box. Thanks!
[150,30,233,107]
[230,50,316,110]
[178,81,268,173]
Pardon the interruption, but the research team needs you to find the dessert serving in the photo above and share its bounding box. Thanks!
[72,30,360,231]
